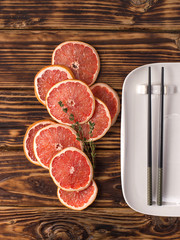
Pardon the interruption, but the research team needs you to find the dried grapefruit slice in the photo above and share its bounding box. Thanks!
[34,65,74,105]
[46,80,95,125]
[23,120,54,166]
[34,124,83,169]
[57,180,98,210]
[81,98,111,141]
[52,41,100,86]
[91,83,120,125]
[50,147,93,191]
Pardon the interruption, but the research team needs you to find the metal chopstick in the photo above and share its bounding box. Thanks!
[157,67,164,206]
[147,66,152,205]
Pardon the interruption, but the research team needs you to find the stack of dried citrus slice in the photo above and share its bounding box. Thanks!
[24,41,120,210]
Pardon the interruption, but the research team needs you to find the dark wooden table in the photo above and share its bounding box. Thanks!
[1,0,180,239]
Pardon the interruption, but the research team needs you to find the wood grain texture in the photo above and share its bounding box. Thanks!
[0,31,180,89]
[2,0,180,238]
[0,149,121,208]
[1,0,180,31]
[0,207,179,240]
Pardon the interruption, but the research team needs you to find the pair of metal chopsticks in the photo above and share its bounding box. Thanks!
[147,66,164,206]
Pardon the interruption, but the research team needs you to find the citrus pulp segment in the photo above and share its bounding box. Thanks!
[23,120,55,166]
[34,124,83,169]
[81,98,111,141]
[52,41,100,86]
[50,147,93,191]
[34,65,74,105]
[57,180,98,210]
[46,79,95,125]
[90,83,120,125]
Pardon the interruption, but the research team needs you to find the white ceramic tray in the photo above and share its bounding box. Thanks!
[121,63,180,216]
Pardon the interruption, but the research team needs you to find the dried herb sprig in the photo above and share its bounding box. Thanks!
[88,121,96,167]
[89,121,95,136]
[58,101,96,168]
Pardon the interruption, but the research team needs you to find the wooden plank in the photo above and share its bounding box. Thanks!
[0,206,179,240]
[0,30,128,89]
[0,30,179,89]
[0,88,120,149]
[0,150,121,207]
[1,0,180,31]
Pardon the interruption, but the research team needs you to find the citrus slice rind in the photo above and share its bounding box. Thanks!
[81,98,111,141]
[23,120,55,166]
[33,124,83,169]
[52,41,100,86]
[57,180,98,210]
[34,65,74,106]
[49,147,93,191]
[90,83,120,125]
[46,79,95,125]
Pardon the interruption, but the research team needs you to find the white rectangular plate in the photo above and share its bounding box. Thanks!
[121,63,180,216]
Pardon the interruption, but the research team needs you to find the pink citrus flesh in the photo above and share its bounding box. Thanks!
[34,124,83,169]
[50,147,93,191]
[46,80,95,125]
[23,120,54,166]
[34,65,74,105]
[91,83,120,125]
[57,180,98,210]
[52,41,100,86]
[81,98,111,141]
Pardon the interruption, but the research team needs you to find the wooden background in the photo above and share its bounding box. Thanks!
[1,0,180,239]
